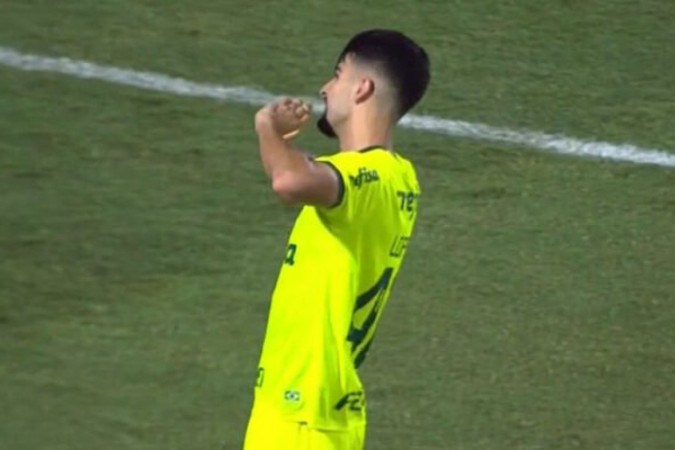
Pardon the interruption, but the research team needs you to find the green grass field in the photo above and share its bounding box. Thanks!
[1,1,674,449]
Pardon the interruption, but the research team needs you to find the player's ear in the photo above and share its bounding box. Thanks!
[353,77,375,104]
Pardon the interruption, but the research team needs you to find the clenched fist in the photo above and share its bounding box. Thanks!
[255,97,313,140]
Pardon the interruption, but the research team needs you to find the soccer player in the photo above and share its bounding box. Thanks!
[244,29,430,450]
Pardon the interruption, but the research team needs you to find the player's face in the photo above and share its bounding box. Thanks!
[317,56,357,138]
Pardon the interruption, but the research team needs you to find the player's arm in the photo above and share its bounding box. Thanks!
[254,99,341,207]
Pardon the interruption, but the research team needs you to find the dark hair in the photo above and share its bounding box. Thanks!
[338,29,430,118]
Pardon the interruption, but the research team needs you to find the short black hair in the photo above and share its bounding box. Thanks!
[338,29,430,118]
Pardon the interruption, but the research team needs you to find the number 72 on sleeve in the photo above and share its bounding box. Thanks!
[396,190,418,214]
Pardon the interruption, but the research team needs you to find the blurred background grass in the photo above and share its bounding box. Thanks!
[1,1,674,449]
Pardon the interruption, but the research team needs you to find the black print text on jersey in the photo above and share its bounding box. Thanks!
[349,168,380,188]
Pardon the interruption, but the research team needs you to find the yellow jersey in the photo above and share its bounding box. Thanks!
[252,147,420,430]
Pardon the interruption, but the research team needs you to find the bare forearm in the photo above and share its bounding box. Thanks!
[251,98,337,207]
[255,118,311,180]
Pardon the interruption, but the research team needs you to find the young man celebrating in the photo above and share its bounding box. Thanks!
[245,29,430,450]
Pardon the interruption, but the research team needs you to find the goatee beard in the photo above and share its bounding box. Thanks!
[317,113,337,138]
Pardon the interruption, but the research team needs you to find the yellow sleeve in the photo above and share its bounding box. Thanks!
[314,153,359,223]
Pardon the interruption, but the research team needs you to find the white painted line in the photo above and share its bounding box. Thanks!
[1,46,674,168]
[400,115,675,167]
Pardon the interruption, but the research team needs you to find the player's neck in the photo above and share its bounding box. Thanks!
[337,113,393,152]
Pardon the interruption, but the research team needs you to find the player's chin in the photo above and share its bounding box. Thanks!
[317,113,337,138]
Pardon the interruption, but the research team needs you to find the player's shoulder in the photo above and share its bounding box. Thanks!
[317,148,418,193]
[317,147,415,172]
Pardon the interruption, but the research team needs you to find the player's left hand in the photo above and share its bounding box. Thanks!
[255,97,312,140]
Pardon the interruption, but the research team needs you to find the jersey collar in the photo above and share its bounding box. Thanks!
[358,145,388,153]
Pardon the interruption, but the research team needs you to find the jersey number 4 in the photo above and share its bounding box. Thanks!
[347,267,394,368]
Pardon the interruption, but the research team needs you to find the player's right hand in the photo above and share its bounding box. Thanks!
[255,97,312,140]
